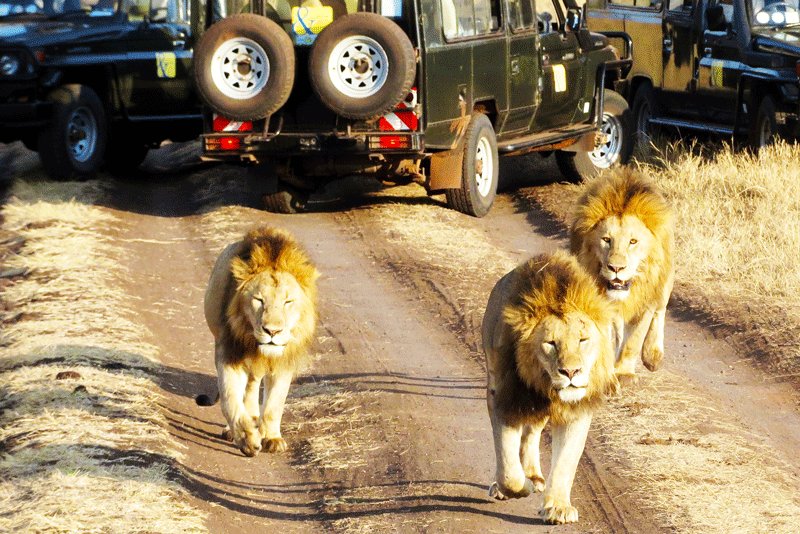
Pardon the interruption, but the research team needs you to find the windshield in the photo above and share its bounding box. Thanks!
[751,0,800,27]
[0,0,119,19]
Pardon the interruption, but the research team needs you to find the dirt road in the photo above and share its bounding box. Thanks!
[4,143,800,533]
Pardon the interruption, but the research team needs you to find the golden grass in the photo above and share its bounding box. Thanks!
[595,372,800,533]
[0,179,205,532]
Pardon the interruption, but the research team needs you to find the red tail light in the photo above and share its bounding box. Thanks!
[219,137,241,150]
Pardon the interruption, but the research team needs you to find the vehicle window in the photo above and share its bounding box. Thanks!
[536,0,560,32]
[508,0,535,30]
[441,0,500,39]
[667,0,692,11]
[0,0,118,17]
[608,0,660,7]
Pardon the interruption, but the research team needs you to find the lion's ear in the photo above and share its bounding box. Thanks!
[230,257,253,283]
[503,305,537,341]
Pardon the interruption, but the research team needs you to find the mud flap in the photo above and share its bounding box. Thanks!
[428,135,466,192]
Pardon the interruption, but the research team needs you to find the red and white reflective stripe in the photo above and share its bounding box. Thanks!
[379,111,418,131]
[395,87,418,110]
[212,114,253,132]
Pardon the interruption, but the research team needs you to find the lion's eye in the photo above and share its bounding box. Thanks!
[601,236,611,244]
[542,341,557,354]
[284,299,294,307]
[629,238,638,245]
[579,338,589,344]
[252,297,264,307]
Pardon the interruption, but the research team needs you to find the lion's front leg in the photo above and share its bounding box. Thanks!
[217,356,262,457]
[540,412,592,524]
[642,274,672,372]
[616,309,654,383]
[258,368,293,453]
[520,418,548,493]
[488,414,535,500]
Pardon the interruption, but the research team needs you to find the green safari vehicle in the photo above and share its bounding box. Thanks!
[196,0,633,216]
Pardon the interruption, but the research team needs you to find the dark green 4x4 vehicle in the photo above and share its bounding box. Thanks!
[197,0,633,216]
[0,0,204,179]
[588,0,800,149]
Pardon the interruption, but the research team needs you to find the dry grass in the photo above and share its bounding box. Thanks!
[0,179,205,532]
[595,371,800,533]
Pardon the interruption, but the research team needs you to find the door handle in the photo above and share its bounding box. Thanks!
[663,36,673,52]
[172,40,186,49]
[511,58,520,76]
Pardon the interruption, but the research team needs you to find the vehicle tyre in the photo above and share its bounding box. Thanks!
[556,90,632,182]
[194,14,295,121]
[445,113,498,217]
[309,12,416,119]
[38,84,107,181]
[263,184,309,214]
[749,95,778,149]
[632,83,659,157]
[105,139,149,175]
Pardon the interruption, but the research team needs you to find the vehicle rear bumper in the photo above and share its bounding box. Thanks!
[201,131,425,161]
[0,101,52,127]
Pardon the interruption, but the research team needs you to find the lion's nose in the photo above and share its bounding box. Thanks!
[607,263,626,274]
[558,368,581,380]
[262,326,283,337]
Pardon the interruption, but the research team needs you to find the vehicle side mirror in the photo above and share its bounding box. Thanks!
[566,7,582,32]
[706,4,726,32]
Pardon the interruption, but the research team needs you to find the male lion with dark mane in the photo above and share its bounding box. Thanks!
[199,226,319,457]
[570,168,674,380]
[483,250,619,525]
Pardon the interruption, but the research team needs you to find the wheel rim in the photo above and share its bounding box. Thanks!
[590,112,623,168]
[67,106,97,163]
[475,135,494,198]
[327,35,389,99]
[211,37,270,100]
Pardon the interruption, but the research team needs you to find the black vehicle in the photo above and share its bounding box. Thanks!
[196,0,634,217]
[589,0,800,148]
[0,0,204,179]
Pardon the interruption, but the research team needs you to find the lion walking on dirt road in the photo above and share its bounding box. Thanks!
[200,226,319,457]
[570,168,674,381]
[483,250,619,524]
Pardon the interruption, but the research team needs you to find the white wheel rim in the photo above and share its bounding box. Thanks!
[67,106,97,163]
[327,35,389,99]
[475,135,494,198]
[590,112,623,168]
[211,37,270,100]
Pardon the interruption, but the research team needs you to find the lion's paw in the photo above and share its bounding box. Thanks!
[488,478,534,500]
[262,437,288,453]
[642,346,664,372]
[221,427,233,442]
[526,475,545,493]
[233,420,262,457]
[540,503,579,524]
[615,372,639,389]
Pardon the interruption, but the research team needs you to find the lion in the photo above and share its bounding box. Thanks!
[198,226,319,457]
[483,250,619,525]
[570,167,674,380]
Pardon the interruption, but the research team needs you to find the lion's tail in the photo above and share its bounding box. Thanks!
[195,392,220,406]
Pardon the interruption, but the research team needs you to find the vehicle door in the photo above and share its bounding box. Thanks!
[534,0,585,131]
[501,0,540,134]
[120,0,196,116]
[661,0,698,96]
[696,0,742,121]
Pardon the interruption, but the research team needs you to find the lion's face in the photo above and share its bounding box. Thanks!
[520,311,605,404]
[238,270,307,357]
[589,215,654,301]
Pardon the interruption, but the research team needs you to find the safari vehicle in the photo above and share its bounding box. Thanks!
[196,0,633,216]
[0,0,204,179]
[588,0,800,148]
